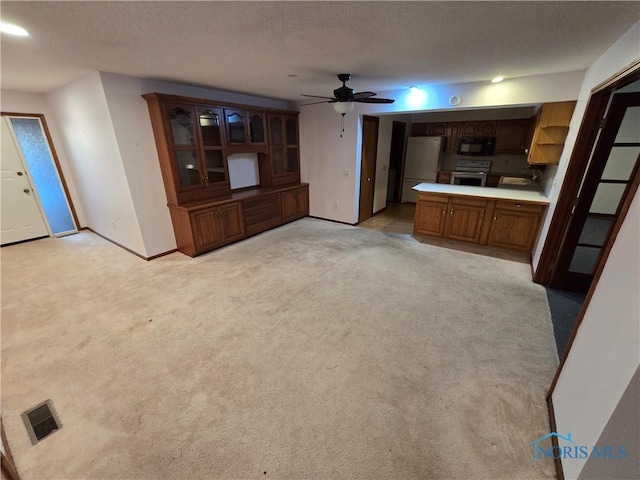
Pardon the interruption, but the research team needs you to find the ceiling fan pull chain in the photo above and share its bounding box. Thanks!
[340,112,345,138]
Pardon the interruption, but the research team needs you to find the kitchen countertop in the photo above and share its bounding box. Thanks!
[412,182,550,204]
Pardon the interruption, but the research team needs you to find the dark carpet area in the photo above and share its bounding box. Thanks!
[545,287,586,358]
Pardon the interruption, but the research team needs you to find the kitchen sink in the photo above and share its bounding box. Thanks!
[499,176,533,185]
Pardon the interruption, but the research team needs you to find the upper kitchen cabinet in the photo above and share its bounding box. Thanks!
[495,119,531,154]
[143,94,232,204]
[527,101,577,165]
[267,112,300,186]
[224,109,267,152]
[461,121,497,137]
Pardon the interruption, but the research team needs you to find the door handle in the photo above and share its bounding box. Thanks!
[367,177,371,182]
[23,188,30,194]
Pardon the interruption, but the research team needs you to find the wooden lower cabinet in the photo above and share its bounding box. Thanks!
[487,200,545,252]
[169,183,308,256]
[190,202,245,255]
[414,194,448,236]
[281,185,309,222]
[444,197,487,243]
[414,192,546,253]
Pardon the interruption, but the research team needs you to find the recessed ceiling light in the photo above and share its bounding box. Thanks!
[491,76,504,83]
[409,86,419,92]
[0,22,29,37]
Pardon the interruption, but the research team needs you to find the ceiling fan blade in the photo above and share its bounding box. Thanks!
[299,100,334,106]
[352,91,377,100]
[355,97,395,104]
[301,94,335,100]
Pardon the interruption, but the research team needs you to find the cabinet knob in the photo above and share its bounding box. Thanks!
[515,203,522,208]
[17,171,23,176]
[23,188,30,194]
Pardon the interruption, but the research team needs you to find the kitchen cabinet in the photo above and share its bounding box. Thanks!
[414,193,448,236]
[281,185,309,223]
[485,174,502,188]
[444,196,487,243]
[527,101,576,165]
[224,109,267,149]
[437,171,452,184]
[446,123,462,153]
[460,121,497,137]
[410,122,447,137]
[267,113,301,186]
[414,191,546,253]
[495,119,531,154]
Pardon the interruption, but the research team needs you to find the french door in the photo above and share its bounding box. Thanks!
[550,91,640,292]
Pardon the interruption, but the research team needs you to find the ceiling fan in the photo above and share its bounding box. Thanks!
[300,74,395,112]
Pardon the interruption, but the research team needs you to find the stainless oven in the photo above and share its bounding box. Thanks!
[450,171,487,187]
[450,159,491,187]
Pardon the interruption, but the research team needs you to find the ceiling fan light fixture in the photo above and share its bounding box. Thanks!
[491,76,505,83]
[333,102,355,114]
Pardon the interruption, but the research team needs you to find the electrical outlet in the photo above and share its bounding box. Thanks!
[343,169,350,178]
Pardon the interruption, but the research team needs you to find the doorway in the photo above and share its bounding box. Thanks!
[550,90,640,292]
[386,121,407,203]
[1,114,78,245]
[358,115,379,223]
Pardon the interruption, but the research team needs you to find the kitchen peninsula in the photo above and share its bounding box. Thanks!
[412,183,549,253]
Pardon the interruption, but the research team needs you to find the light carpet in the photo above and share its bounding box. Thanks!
[1,218,559,479]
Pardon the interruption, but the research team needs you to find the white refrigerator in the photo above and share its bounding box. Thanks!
[401,136,445,202]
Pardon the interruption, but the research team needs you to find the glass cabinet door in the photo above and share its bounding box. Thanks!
[167,106,196,146]
[269,116,283,145]
[204,150,226,184]
[225,110,247,144]
[285,117,298,146]
[248,113,265,144]
[198,108,222,147]
[175,150,202,188]
[272,149,285,176]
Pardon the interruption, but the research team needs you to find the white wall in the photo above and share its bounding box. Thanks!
[98,72,291,257]
[299,104,360,223]
[299,70,584,224]
[0,90,86,226]
[532,21,640,270]
[552,189,639,480]
[46,73,146,254]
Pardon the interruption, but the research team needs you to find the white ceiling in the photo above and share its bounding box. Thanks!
[1,1,639,102]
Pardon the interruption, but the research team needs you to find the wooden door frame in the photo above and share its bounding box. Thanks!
[358,115,379,223]
[533,60,640,285]
[1,418,21,480]
[1,112,81,230]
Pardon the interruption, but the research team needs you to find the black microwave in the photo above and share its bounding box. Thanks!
[458,136,496,156]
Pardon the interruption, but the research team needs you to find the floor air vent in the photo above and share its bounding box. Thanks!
[22,399,61,445]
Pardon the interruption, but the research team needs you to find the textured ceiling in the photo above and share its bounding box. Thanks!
[1,1,639,101]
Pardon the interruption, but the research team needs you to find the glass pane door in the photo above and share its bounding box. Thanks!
[271,148,285,176]
[269,116,283,145]
[176,151,202,187]
[8,117,76,236]
[248,113,265,144]
[225,111,246,143]
[286,117,298,145]
[167,106,196,146]
[198,108,222,147]
[204,150,226,184]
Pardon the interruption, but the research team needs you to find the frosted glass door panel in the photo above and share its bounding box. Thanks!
[589,183,626,214]
[614,106,640,143]
[601,146,640,181]
[9,117,76,235]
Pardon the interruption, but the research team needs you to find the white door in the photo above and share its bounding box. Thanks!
[1,117,49,245]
